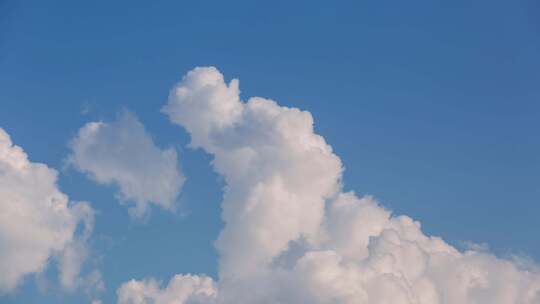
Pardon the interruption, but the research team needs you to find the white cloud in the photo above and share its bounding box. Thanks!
[0,128,97,293]
[117,275,217,304]
[118,67,540,303]
[162,67,343,278]
[68,112,185,218]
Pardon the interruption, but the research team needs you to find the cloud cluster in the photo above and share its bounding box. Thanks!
[0,128,96,293]
[118,67,540,303]
[68,112,184,218]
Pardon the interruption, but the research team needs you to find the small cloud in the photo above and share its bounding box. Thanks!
[67,111,185,218]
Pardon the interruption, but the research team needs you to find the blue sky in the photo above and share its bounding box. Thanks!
[1,1,539,303]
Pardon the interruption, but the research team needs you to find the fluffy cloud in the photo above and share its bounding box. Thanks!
[162,67,342,279]
[68,112,185,218]
[117,275,217,304]
[118,67,540,303]
[0,128,96,293]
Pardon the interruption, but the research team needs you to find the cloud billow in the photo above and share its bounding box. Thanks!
[0,128,98,293]
[117,67,540,304]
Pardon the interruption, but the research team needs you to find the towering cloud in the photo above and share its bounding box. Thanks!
[118,67,540,303]
[68,112,185,218]
[0,128,96,293]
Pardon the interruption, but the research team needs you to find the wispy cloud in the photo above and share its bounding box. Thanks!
[67,111,185,218]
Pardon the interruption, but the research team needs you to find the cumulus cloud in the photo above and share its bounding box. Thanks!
[68,112,185,218]
[0,128,97,293]
[117,275,217,304]
[118,67,540,303]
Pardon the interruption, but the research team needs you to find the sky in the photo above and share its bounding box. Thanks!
[0,1,539,303]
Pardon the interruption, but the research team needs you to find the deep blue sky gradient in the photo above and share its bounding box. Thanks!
[1,1,539,303]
